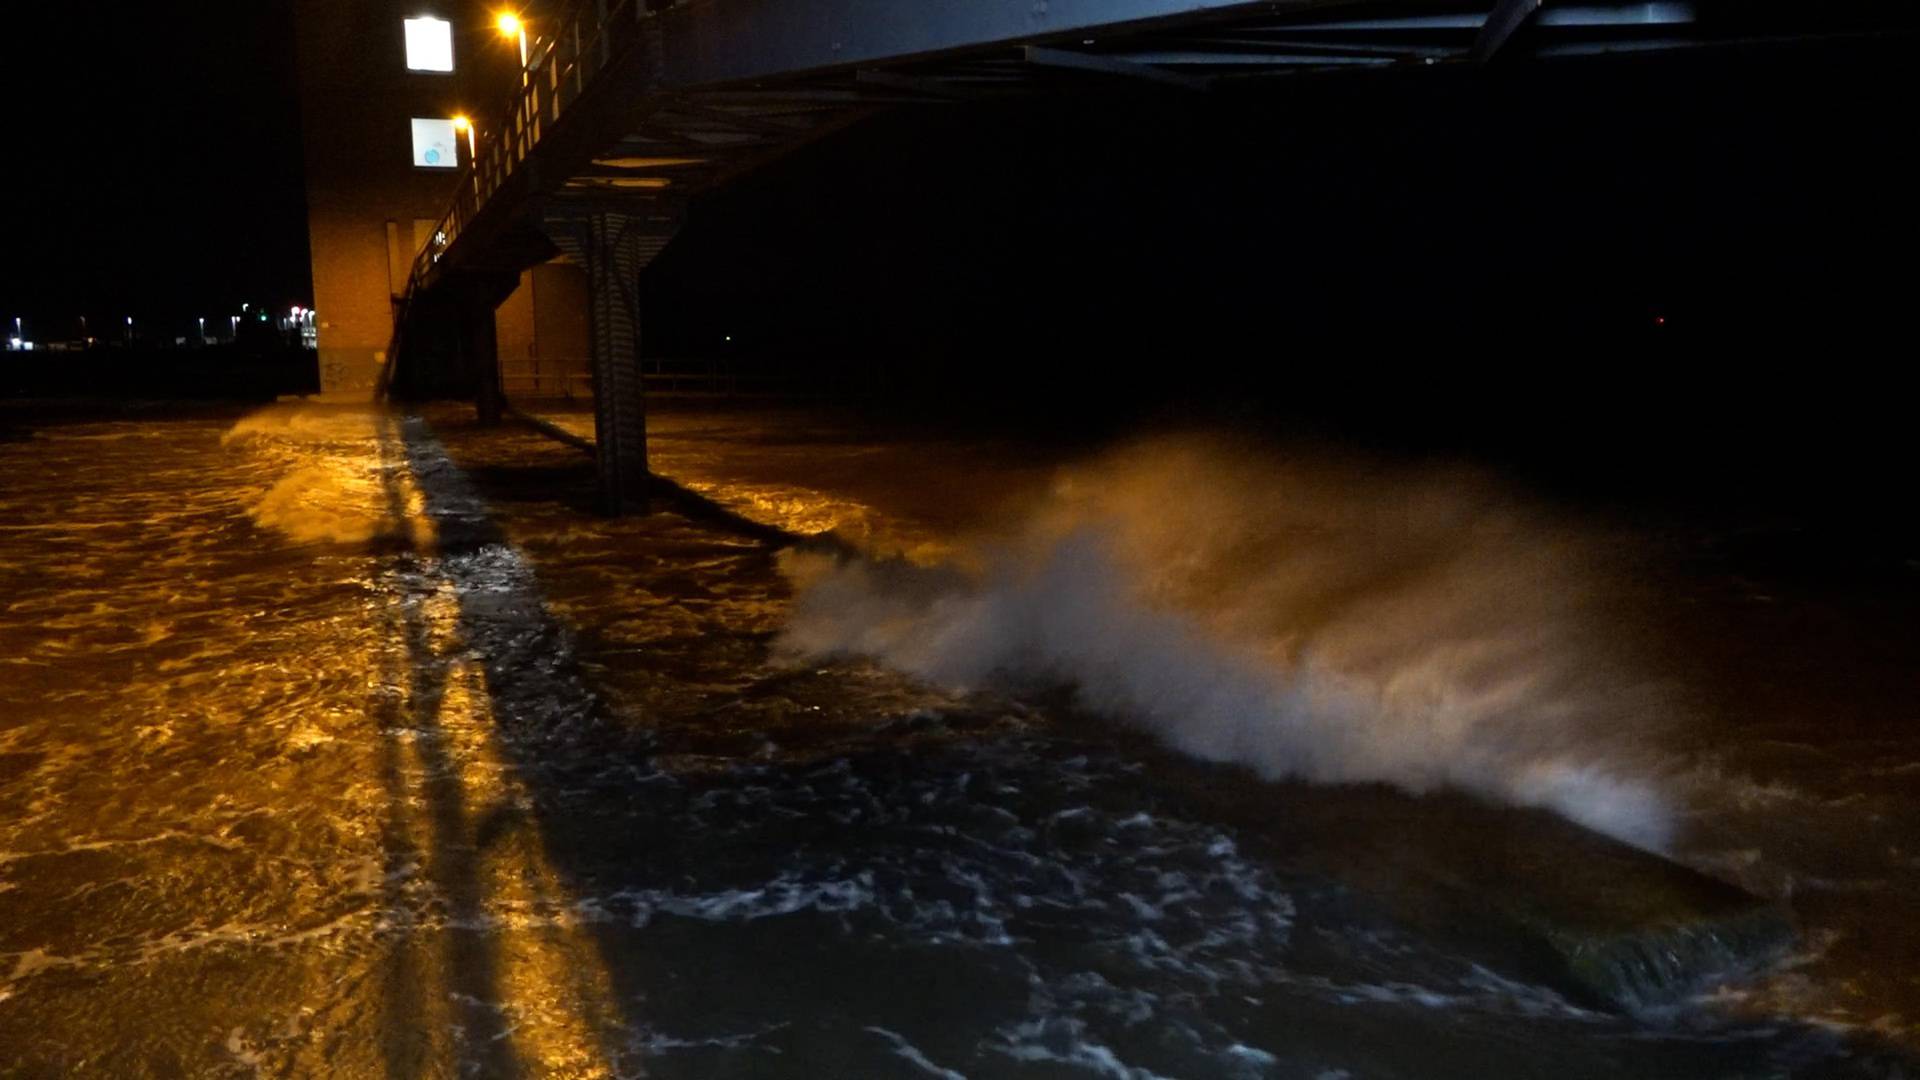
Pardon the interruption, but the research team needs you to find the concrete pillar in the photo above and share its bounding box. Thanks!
[449,272,520,426]
[466,294,504,425]
[540,206,680,515]
[386,290,456,403]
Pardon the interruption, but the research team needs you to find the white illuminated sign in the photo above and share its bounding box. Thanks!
[404,17,455,72]
[411,118,459,169]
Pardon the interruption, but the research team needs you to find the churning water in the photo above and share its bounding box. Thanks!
[774,435,1676,851]
[0,400,1914,1077]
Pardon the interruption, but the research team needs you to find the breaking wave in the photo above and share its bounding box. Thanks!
[776,434,1676,850]
[223,403,432,547]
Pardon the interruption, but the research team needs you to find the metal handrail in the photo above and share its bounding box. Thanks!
[408,0,647,293]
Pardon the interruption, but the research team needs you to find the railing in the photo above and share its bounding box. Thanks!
[502,371,595,399]
[409,0,652,291]
[501,357,868,401]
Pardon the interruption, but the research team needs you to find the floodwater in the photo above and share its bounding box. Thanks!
[0,399,1914,1078]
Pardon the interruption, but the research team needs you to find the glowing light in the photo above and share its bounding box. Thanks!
[452,115,477,162]
[403,16,455,72]
[411,117,460,169]
[496,12,529,69]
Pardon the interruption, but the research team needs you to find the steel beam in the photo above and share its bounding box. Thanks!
[854,69,996,100]
[539,207,680,514]
[1472,0,1549,61]
[1277,5,1694,33]
[1021,46,1211,89]
[646,0,1291,88]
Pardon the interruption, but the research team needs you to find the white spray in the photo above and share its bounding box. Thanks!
[776,434,1675,851]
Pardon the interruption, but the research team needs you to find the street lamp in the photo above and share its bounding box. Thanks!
[496,12,528,69]
[452,115,476,163]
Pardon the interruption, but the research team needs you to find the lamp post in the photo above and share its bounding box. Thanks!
[453,115,476,163]
[496,12,528,72]
[453,115,481,197]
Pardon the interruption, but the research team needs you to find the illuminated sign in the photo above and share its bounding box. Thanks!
[404,17,455,72]
[411,118,459,169]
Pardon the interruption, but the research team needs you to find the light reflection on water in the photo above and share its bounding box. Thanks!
[0,402,1912,1077]
[0,408,641,1075]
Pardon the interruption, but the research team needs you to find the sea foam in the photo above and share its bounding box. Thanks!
[776,435,1675,851]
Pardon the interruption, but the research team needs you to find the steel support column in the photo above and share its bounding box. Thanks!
[541,206,679,515]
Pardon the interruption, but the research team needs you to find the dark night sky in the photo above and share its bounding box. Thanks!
[2,3,1913,370]
[2,2,311,331]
